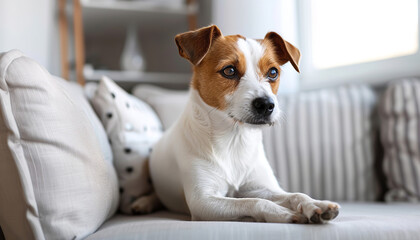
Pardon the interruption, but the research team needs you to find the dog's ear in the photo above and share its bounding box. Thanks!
[175,25,222,65]
[264,32,301,73]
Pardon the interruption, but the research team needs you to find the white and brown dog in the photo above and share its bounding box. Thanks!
[147,25,339,223]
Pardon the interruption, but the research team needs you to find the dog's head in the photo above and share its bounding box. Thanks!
[175,25,300,126]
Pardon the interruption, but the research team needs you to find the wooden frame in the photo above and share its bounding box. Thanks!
[187,0,197,30]
[58,0,69,80]
[73,0,86,85]
[58,0,86,85]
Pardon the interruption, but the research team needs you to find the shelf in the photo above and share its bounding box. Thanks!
[84,68,192,85]
[81,0,197,32]
[81,0,197,15]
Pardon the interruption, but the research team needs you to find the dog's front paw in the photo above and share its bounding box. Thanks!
[290,212,309,224]
[256,201,309,223]
[263,209,309,224]
[298,200,340,224]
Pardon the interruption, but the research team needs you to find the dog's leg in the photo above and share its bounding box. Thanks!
[182,167,307,223]
[245,189,339,223]
[238,161,340,224]
[238,184,340,223]
[187,195,308,223]
[130,191,163,214]
[272,192,339,224]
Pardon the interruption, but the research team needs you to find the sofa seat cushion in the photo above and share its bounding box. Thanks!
[87,203,420,240]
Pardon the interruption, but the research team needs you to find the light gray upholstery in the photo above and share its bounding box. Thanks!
[87,203,420,240]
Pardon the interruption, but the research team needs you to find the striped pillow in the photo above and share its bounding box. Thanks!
[380,79,420,202]
[263,85,379,201]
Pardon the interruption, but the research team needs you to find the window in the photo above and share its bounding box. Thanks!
[298,0,420,89]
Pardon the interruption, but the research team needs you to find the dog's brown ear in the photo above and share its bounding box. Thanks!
[175,25,222,65]
[264,32,301,73]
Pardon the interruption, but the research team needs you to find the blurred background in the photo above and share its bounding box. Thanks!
[0,0,418,93]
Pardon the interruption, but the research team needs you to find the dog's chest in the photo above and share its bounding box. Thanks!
[212,130,261,192]
[216,155,250,191]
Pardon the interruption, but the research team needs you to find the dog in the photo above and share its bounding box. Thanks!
[146,25,339,223]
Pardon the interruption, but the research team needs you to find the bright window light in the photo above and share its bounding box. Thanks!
[311,0,419,69]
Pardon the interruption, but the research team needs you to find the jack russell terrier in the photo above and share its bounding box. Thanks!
[144,25,339,223]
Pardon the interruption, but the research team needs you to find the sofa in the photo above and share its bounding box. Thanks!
[0,50,419,240]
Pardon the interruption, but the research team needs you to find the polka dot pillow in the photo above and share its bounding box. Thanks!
[91,76,163,214]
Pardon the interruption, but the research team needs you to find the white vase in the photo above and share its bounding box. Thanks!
[120,25,145,71]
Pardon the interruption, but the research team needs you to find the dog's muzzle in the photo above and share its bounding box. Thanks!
[246,96,275,125]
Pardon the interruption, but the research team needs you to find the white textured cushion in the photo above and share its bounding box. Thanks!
[92,77,163,214]
[87,203,420,240]
[380,79,420,202]
[263,85,379,201]
[132,84,188,130]
[0,50,119,240]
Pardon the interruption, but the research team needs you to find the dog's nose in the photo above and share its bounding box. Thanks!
[252,97,275,116]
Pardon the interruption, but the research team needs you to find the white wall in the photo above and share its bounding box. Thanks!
[0,0,59,75]
[211,0,300,93]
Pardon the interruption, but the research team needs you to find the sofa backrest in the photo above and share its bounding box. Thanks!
[263,85,380,201]
[133,84,381,202]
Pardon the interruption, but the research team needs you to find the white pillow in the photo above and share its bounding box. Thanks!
[91,76,163,214]
[132,84,188,130]
[0,50,119,240]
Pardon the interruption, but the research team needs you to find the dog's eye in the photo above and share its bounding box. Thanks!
[267,67,279,81]
[220,65,237,79]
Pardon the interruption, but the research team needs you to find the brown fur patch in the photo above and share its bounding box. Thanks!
[191,35,246,110]
[176,26,300,110]
[190,33,292,107]
[259,39,282,94]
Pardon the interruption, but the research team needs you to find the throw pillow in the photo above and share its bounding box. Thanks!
[380,78,420,202]
[91,76,163,214]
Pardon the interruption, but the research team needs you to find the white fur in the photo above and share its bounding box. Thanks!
[150,39,339,223]
[226,38,280,125]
